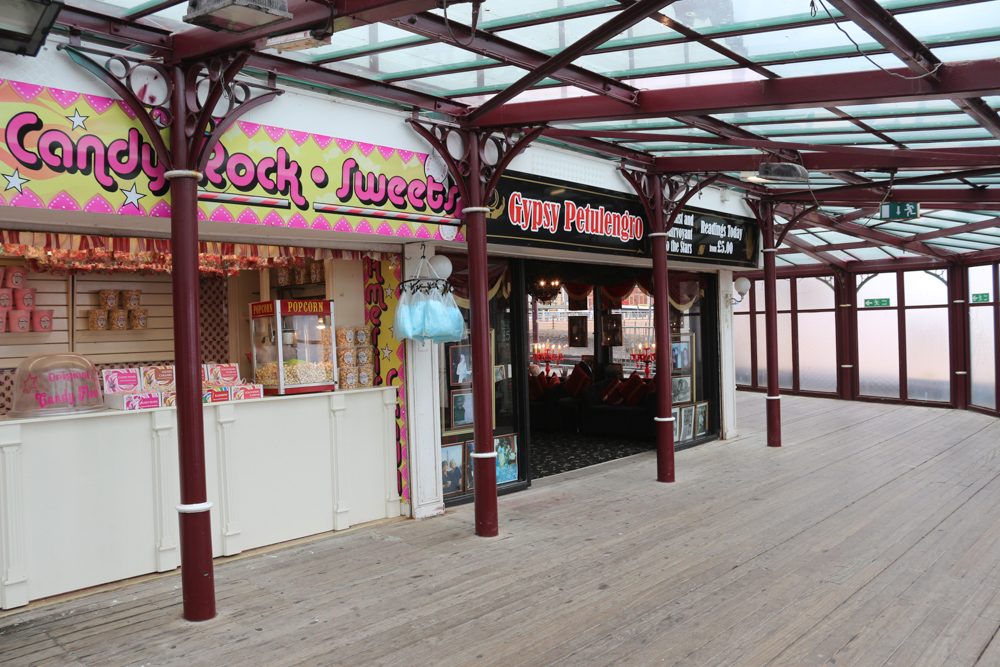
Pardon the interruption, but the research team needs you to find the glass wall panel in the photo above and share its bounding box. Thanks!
[796,276,836,310]
[858,310,900,398]
[776,279,792,311]
[798,312,838,393]
[970,306,996,409]
[857,272,897,307]
[756,313,767,386]
[969,265,995,303]
[779,313,793,389]
[905,307,951,402]
[735,313,752,385]
[904,269,948,306]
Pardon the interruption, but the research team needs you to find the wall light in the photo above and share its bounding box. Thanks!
[739,162,809,184]
[0,0,64,57]
[729,276,752,305]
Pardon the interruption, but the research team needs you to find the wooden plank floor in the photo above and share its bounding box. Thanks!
[4,393,1000,666]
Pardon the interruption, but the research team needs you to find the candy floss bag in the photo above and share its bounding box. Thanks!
[422,258,463,343]
[393,282,419,340]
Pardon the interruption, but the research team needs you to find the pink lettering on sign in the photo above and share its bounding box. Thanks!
[334,158,460,215]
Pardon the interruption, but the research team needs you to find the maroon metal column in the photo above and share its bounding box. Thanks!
[169,66,216,621]
[465,133,499,537]
[650,177,675,482]
[949,265,970,409]
[760,201,782,447]
[833,269,856,401]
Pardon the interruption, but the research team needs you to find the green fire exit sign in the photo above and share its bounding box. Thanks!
[973,293,991,303]
[864,298,891,307]
[880,202,920,219]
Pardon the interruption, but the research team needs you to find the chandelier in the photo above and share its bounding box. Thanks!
[529,279,561,304]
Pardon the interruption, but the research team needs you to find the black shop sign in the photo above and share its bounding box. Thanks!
[485,171,758,268]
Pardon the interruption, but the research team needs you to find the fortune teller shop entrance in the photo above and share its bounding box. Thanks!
[438,171,760,505]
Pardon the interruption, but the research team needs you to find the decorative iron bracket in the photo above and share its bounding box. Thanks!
[407,120,545,205]
[61,46,281,172]
[619,169,719,233]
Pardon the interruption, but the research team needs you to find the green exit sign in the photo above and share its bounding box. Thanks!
[864,298,891,307]
[880,202,920,219]
[973,293,991,303]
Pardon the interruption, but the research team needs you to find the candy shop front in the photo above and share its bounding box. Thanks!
[0,61,458,608]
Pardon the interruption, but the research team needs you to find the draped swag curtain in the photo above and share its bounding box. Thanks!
[0,230,391,277]
[562,273,702,311]
[444,255,510,310]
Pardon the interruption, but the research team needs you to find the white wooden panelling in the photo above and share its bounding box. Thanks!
[73,273,174,364]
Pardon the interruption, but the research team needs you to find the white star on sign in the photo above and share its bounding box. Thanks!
[3,169,28,193]
[121,183,146,208]
[381,343,393,360]
[67,108,88,130]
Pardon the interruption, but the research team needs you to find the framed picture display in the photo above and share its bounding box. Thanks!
[495,434,518,484]
[696,402,709,437]
[672,375,693,404]
[449,344,472,386]
[465,441,475,491]
[601,313,623,346]
[568,316,588,347]
[671,339,691,371]
[441,444,465,496]
[672,406,680,440]
[451,389,474,428]
[494,365,506,382]
[680,405,695,441]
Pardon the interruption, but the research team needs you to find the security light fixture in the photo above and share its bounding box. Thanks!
[740,162,810,184]
[184,0,292,34]
[0,0,64,57]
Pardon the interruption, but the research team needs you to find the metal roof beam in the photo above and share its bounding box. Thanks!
[909,216,1000,242]
[474,58,1000,126]
[771,188,1000,206]
[652,146,1000,172]
[779,232,847,268]
[772,167,1000,199]
[464,0,679,123]
[775,203,957,261]
[385,12,637,103]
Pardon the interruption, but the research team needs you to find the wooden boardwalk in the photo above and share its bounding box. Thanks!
[4,393,1000,666]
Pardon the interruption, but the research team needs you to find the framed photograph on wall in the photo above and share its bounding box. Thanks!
[494,365,506,383]
[449,345,472,386]
[568,316,588,347]
[671,340,691,371]
[441,444,464,495]
[672,406,679,440]
[495,434,518,484]
[451,389,474,428]
[696,402,709,437]
[672,375,692,404]
[465,441,475,491]
[601,313,623,346]
[680,405,695,441]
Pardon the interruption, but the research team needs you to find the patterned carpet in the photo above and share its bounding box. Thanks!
[530,431,656,479]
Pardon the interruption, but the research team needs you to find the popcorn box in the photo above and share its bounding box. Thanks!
[98,289,118,309]
[8,310,30,332]
[31,309,53,332]
[0,288,13,309]
[105,392,162,411]
[109,309,128,331]
[202,386,231,403]
[141,365,176,391]
[13,288,35,310]
[202,363,241,385]
[0,310,6,333]
[102,368,141,394]
[4,266,27,288]
[230,384,264,400]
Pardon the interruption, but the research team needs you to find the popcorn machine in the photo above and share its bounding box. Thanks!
[250,300,338,395]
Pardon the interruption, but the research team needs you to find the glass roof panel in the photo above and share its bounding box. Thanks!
[860,115,977,132]
[844,247,895,261]
[931,41,1000,62]
[738,22,883,62]
[750,121,862,136]
[883,128,995,142]
[766,53,902,78]
[837,100,963,117]
[894,1,1000,38]
[715,109,840,124]
[574,42,737,78]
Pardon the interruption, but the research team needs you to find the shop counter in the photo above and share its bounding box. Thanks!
[0,387,401,609]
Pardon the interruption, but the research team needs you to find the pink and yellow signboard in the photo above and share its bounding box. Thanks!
[0,79,465,241]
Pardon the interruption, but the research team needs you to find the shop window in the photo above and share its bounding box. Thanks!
[797,312,837,393]
[796,276,835,311]
[904,269,948,307]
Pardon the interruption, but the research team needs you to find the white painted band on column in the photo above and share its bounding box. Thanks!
[839,304,852,307]
[953,299,966,304]
[164,170,202,180]
[470,451,497,459]
[176,501,214,513]
[654,416,675,422]
[462,206,492,213]
[762,248,778,253]
[955,371,968,375]
[841,364,854,368]
[766,395,781,400]
[648,232,669,238]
